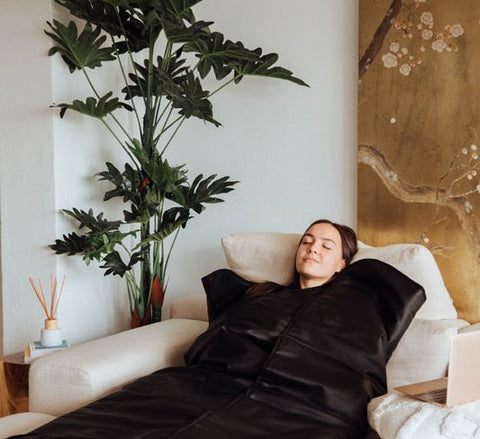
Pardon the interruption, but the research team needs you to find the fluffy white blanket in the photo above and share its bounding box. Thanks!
[368,392,480,439]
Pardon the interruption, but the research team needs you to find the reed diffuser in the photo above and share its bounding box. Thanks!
[29,274,66,346]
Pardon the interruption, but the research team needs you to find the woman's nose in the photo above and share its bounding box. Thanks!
[308,246,318,254]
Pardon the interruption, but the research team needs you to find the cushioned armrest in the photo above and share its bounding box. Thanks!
[29,318,208,416]
[0,413,56,438]
[458,322,480,333]
[170,294,207,321]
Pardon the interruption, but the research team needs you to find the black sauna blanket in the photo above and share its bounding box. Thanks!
[13,259,425,439]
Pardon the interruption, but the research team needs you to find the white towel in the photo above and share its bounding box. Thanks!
[368,392,480,439]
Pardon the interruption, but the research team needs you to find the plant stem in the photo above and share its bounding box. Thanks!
[79,64,139,167]
[208,76,237,98]
[140,222,152,319]
[99,119,138,166]
[160,116,186,156]
[111,36,142,135]
[163,227,181,281]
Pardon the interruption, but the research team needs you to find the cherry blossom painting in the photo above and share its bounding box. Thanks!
[358,0,480,322]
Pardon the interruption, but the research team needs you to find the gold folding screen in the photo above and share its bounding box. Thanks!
[358,0,479,322]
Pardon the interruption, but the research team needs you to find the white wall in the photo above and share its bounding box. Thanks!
[0,1,358,354]
[0,0,57,355]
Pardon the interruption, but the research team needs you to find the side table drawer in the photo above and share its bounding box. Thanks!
[1,352,30,417]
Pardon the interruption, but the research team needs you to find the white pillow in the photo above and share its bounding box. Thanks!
[221,233,457,320]
[221,233,300,284]
[386,318,468,390]
[353,241,457,319]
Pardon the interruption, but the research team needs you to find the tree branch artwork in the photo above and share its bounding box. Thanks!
[359,144,480,257]
[360,0,464,79]
[358,0,473,258]
[359,0,403,80]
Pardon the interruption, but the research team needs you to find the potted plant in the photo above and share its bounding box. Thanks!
[47,0,307,327]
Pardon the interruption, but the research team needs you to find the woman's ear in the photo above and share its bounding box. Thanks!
[336,259,346,273]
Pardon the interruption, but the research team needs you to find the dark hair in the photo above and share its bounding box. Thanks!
[246,219,358,297]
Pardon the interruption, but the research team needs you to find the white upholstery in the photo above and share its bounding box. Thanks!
[170,294,207,321]
[0,413,55,439]
[222,233,299,284]
[29,318,208,416]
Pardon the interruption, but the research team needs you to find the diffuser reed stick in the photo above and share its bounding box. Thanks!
[29,275,66,320]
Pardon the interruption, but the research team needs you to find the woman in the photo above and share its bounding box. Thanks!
[14,220,424,439]
[295,219,357,288]
[246,219,358,296]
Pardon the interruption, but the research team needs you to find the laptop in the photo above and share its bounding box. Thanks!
[395,330,480,407]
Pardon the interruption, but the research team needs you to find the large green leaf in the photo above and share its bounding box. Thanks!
[123,199,158,224]
[97,162,141,203]
[123,54,187,100]
[96,162,127,201]
[140,218,188,245]
[160,19,211,44]
[156,0,203,23]
[48,208,137,267]
[45,20,116,73]
[184,32,308,86]
[100,250,143,276]
[55,92,133,119]
[63,208,122,232]
[169,71,220,126]
[96,162,160,224]
[179,174,238,214]
[234,52,309,86]
[143,155,187,194]
[53,0,156,53]
[184,32,259,80]
[49,232,91,255]
[125,59,220,125]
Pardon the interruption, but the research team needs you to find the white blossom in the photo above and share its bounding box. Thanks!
[420,11,434,27]
[382,52,398,68]
[451,24,464,37]
[432,39,447,52]
[399,63,412,76]
[465,201,473,214]
[390,42,400,53]
[422,29,433,40]
[471,144,477,151]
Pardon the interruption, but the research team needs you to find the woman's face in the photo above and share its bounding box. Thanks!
[295,222,346,289]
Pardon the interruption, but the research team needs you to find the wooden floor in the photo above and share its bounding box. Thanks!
[0,353,29,417]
